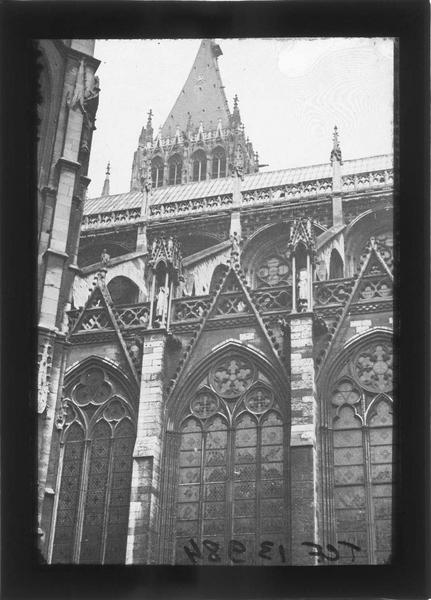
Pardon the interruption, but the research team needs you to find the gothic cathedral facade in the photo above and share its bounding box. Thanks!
[38,40,394,565]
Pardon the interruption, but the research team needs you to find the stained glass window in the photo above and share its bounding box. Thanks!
[173,357,288,566]
[51,367,135,564]
[328,340,395,565]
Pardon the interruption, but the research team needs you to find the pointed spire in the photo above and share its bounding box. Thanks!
[101,162,110,196]
[231,94,241,128]
[330,125,343,165]
[160,39,230,138]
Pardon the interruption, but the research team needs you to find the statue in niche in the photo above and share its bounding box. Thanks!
[156,285,169,322]
[298,268,309,312]
[176,275,187,298]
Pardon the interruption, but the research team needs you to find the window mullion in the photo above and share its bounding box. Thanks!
[47,441,66,563]
[256,421,262,564]
[74,439,92,564]
[100,426,116,564]
[226,422,234,560]
[363,422,376,563]
[198,426,205,548]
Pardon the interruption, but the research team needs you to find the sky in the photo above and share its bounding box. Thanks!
[87,38,394,199]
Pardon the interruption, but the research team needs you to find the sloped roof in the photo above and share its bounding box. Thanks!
[160,39,231,138]
[84,154,393,217]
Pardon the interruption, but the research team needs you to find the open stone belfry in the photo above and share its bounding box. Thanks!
[37,39,395,565]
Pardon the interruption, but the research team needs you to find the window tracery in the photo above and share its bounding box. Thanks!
[168,154,182,185]
[172,353,288,565]
[254,243,292,288]
[326,337,395,564]
[51,365,135,564]
[212,148,226,179]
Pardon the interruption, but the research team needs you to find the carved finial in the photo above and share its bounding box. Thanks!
[198,121,204,140]
[231,94,242,129]
[147,108,153,127]
[330,125,343,165]
[102,162,110,196]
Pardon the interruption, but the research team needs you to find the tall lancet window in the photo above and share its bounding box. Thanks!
[324,336,396,564]
[151,157,164,188]
[51,364,136,564]
[212,147,226,179]
[162,350,290,566]
[168,154,182,186]
[192,150,207,182]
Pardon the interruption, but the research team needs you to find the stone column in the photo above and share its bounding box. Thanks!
[289,314,319,565]
[126,332,166,564]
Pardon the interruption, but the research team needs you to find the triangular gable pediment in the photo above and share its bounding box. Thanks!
[166,265,288,399]
[69,277,140,385]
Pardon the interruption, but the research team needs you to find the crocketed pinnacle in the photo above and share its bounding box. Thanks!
[101,162,110,196]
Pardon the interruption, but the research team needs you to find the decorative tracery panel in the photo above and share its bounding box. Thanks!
[171,353,288,565]
[51,365,136,564]
[325,336,395,565]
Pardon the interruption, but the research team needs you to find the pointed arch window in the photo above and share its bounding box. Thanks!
[212,147,226,179]
[51,366,136,564]
[168,154,182,186]
[329,248,344,279]
[151,157,164,188]
[192,150,207,182]
[326,338,395,564]
[107,276,139,305]
[166,353,289,565]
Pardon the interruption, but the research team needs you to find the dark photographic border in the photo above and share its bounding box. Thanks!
[1,1,429,598]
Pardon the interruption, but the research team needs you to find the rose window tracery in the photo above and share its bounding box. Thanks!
[353,343,393,393]
[210,356,254,399]
[256,253,291,288]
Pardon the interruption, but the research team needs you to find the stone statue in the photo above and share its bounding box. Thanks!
[176,275,186,298]
[156,285,169,319]
[230,232,242,257]
[100,249,110,267]
[167,236,174,255]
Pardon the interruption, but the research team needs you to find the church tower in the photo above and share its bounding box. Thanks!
[130,39,259,191]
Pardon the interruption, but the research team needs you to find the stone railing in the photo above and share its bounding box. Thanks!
[351,273,393,303]
[313,278,355,308]
[341,169,393,192]
[82,168,393,231]
[242,179,333,206]
[252,285,293,313]
[171,296,212,323]
[114,303,151,328]
[81,207,142,232]
[68,275,392,333]
[146,126,236,150]
[149,194,233,219]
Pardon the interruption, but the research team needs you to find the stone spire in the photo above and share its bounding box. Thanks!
[160,39,231,138]
[330,125,343,165]
[101,161,110,196]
